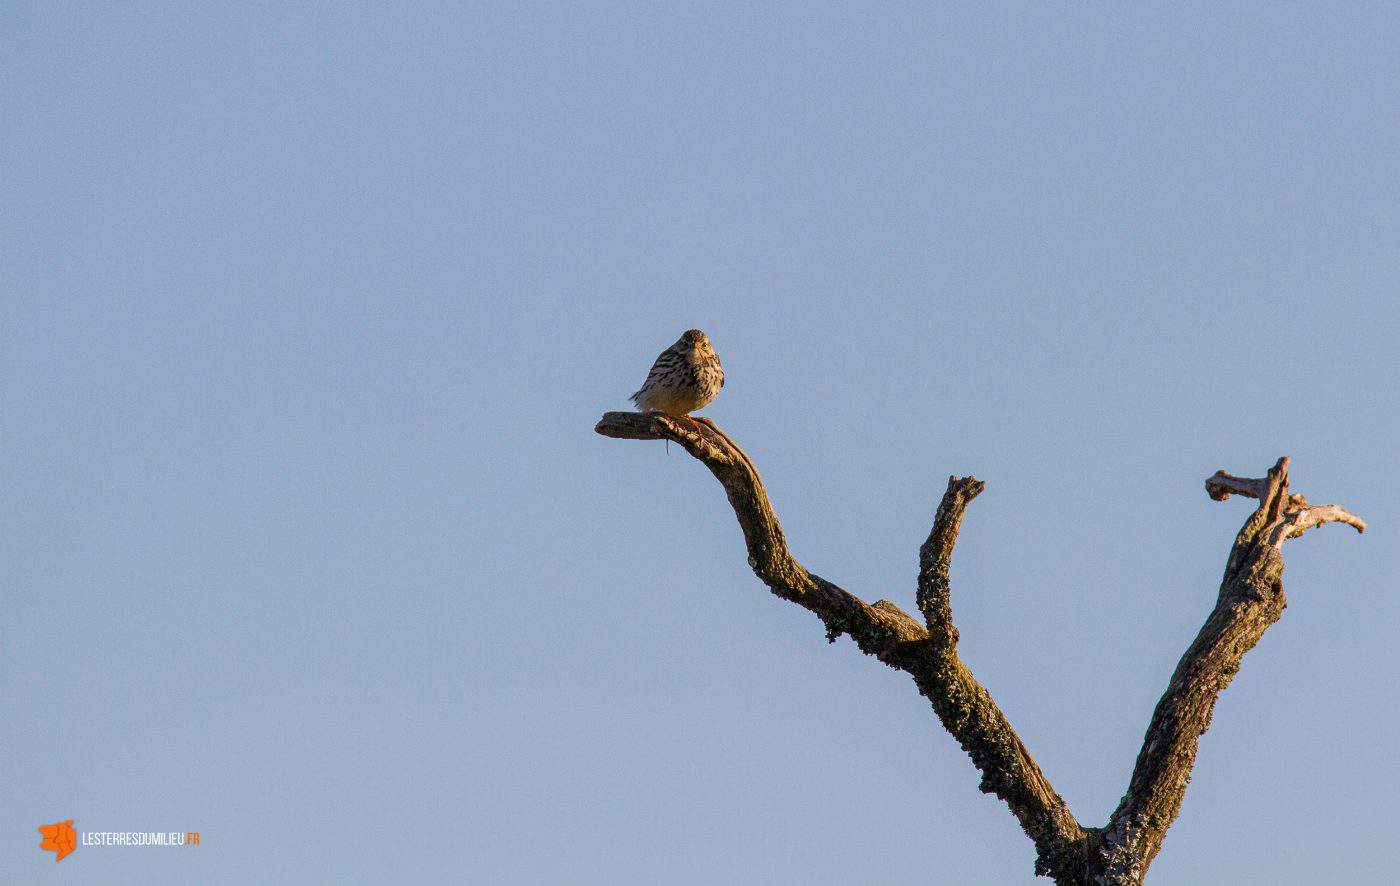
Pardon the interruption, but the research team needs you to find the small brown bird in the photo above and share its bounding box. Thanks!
[630,329,724,418]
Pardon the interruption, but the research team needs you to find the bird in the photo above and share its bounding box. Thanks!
[630,329,724,424]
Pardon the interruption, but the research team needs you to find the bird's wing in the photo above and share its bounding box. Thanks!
[631,347,682,399]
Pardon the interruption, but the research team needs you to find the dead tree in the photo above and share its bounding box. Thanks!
[595,411,1365,884]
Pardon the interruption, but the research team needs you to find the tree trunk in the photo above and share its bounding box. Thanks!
[596,412,1363,883]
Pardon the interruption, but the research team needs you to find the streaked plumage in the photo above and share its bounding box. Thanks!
[630,329,724,416]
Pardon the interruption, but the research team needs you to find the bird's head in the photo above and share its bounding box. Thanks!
[678,329,711,353]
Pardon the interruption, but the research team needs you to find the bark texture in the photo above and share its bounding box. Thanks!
[595,413,1363,884]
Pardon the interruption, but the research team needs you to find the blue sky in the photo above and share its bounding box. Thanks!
[3,3,1397,883]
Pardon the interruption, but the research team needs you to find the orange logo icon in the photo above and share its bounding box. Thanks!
[39,820,77,862]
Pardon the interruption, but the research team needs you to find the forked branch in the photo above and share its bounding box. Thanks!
[595,414,1363,884]
[596,412,1086,877]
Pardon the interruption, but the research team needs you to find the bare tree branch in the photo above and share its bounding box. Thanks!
[1206,463,1366,542]
[596,411,927,648]
[1098,458,1364,883]
[596,414,1363,884]
[914,475,1087,880]
[596,412,1087,880]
